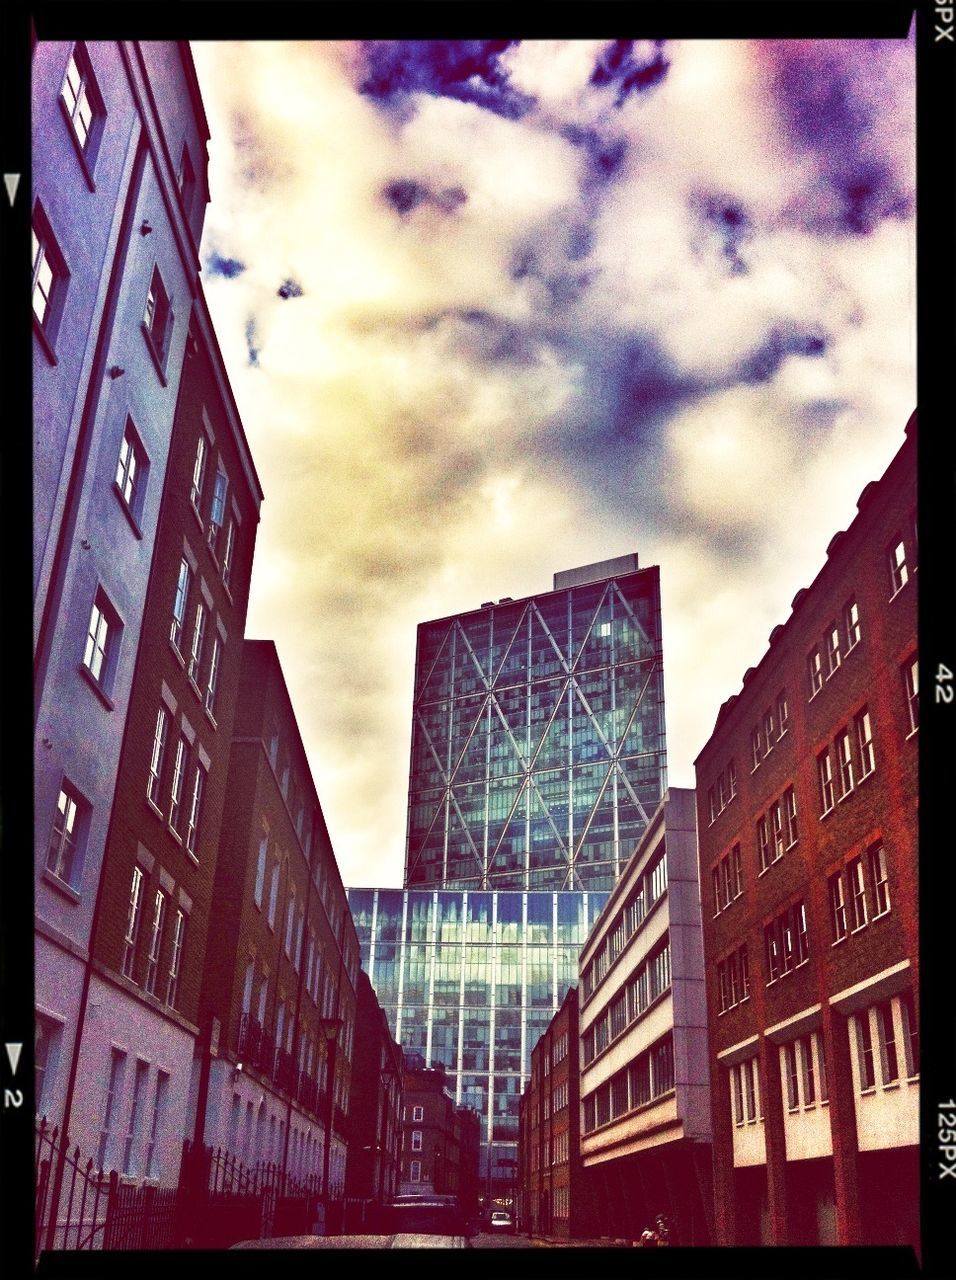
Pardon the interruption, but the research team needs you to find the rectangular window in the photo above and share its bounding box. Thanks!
[411,1129,422,1151]
[770,801,784,861]
[712,867,721,916]
[888,538,909,595]
[115,419,147,521]
[836,728,854,796]
[844,597,861,650]
[876,1000,899,1085]
[268,863,279,928]
[800,1035,815,1106]
[776,691,789,737]
[743,1058,758,1122]
[784,786,798,846]
[902,655,918,733]
[97,1048,126,1170]
[732,1065,744,1126]
[185,764,205,856]
[123,1059,149,1175]
[900,989,919,1078]
[829,872,848,942]
[143,890,166,995]
[187,602,206,685]
[784,1042,799,1111]
[764,922,780,984]
[855,708,875,777]
[35,1015,61,1117]
[60,44,103,161]
[208,467,229,555]
[732,843,743,897]
[757,815,770,873]
[254,835,268,908]
[708,786,717,824]
[728,757,737,797]
[222,519,237,589]
[46,782,86,886]
[143,266,173,370]
[284,892,296,956]
[751,725,761,770]
[826,622,841,676]
[82,589,120,691]
[720,856,732,909]
[178,145,195,212]
[856,1012,876,1091]
[122,865,144,980]
[168,737,189,836]
[147,708,168,808]
[166,910,185,1007]
[205,635,222,718]
[818,1034,829,1102]
[409,1160,421,1183]
[171,559,191,651]
[412,1105,424,1122]
[190,434,207,513]
[848,856,867,931]
[818,749,835,815]
[762,709,774,754]
[808,647,823,697]
[795,901,809,964]
[32,203,70,348]
[869,842,890,916]
[740,944,750,999]
[717,772,726,810]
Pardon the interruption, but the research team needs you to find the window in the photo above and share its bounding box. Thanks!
[284,891,296,957]
[123,1059,149,1175]
[171,559,191,652]
[208,466,228,556]
[743,1057,758,1122]
[254,836,268,908]
[409,1160,422,1183]
[902,655,918,733]
[205,635,222,718]
[836,728,854,797]
[168,736,189,836]
[143,890,166,995]
[848,856,867,932]
[122,865,145,979]
[856,1012,876,1091]
[143,266,173,372]
[855,708,875,777]
[187,601,206,685]
[412,1105,424,1122]
[222,519,237,590]
[147,708,169,809]
[728,758,738,797]
[732,843,743,897]
[757,815,771,873]
[35,1015,62,1117]
[411,1130,423,1151]
[808,646,823,697]
[166,910,185,1007]
[869,842,890,916]
[185,764,205,856]
[732,1063,745,1126]
[818,749,835,815]
[900,989,919,1078]
[829,871,848,942]
[888,537,909,595]
[784,787,798,847]
[777,691,789,737]
[784,1042,799,1111]
[825,623,841,677]
[770,801,784,861]
[32,203,69,354]
[751,725,761,770]
[708,787,717,825]
[876,1001,899,1085]
[145,1071,169,1179]
[46,782,88,887]
[267,862,279,928]
[762,709,774,754]
[764,921,781,983]
[59,44,104,168]
[844,597,861,650]
[98,1048,126,1170]
[82,588,120,692]
[800,1035,815,1106]
[114,418,148,524]
[190,433,208,514]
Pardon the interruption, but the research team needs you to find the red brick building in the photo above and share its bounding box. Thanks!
[195,639,361,1204]
[695,413,918,1248]
[517,985,593,1239]
[398,1061,480,1218]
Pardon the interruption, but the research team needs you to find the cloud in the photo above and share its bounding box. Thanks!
[359,39,535,120]
[277,278,304,299]
[590,40,671,105]
[206,251,246,279]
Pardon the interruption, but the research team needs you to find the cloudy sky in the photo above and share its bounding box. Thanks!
[189,36,915,888]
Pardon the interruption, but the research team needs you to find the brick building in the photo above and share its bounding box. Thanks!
[399,1060,481,1217]
[195,640,361,1203]
[577,788,712,1245]
[517,985,593,1239]
[694,413,918,1248]
[344,969,404,1220]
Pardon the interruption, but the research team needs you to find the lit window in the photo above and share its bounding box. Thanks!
[185,764,206,856]
[829,871,848,942]
[121,865,145,979]
[411,1129,422,1151]
[208,466,228,556]
[902,655,918,733]
[166,910,186,1007]
[170,559,191,652]
[869,842,891,916]
[205,635,222,718]
[147,707,168,809]
[46,782,86,886]
[115,418,148,523]
[82,589,120,689]
[143,890,166,995]
[888,538,909,595]
[32,204,69,350]
[168,736,189,836]
[187,601,206,685]
[817,749,835,815]
[222,519,237,589]
[844,598,861,650]
[59,44,104,166]
[143,266,174,371]
[190,434,207,512]
[848,856,867,931]
[825,623,841,677]
[776,691,789,737]
[808,647,823,697]
[855,707,875,777]
[836,728,854,797]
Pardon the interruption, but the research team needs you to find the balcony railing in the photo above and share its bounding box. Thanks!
[237,1015,274,1077]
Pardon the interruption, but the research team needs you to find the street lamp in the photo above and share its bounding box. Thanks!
[318,1017,343,1234]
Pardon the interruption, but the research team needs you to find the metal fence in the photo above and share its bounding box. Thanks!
[35,1116,111,1257]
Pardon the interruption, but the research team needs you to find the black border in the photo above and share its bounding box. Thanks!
[6,2,953,1277]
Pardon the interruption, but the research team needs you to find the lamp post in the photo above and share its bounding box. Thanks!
[318,1017,342,1234]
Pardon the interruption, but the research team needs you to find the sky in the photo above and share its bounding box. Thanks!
[189,36,916,889]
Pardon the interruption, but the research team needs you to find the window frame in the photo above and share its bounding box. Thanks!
[114,417,149,532]
[81,586,122,699]
[58,43,106,184]
[147,707,169,811]
[121,865,145,980]
[855,707,875,778]
[902,654,918,734]
[142,265,174,379]
[888,537,909,597]
[844,597,861,651]
[32,201,70,359]
[817,749,835,815]
[46,781,88,890]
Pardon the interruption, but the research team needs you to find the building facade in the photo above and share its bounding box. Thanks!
[347,887,607,1196]
[405,555,667,892]
[195,641,361,1202]
[398,1061,480,1216]
[344,969,404,1219]
[577,788,712,1245]
[695,415,918,1248]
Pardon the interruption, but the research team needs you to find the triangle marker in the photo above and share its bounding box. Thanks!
[3,174,20,207]
[5,1043,23,1075]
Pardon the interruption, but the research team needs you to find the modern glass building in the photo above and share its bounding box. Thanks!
[347,888,608,1190]
[404,555,667,892]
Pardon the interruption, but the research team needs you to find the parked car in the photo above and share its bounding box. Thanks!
[489,1210,514,1233]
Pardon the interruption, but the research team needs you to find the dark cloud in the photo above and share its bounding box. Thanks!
[360,40,535,120]
[739,327,826,384]
[383,178,468,218]
[590,40,670,106]
[697,194,750,274]
[277,278,304,299]
[244,317,260,367]
[206,252,246,279]
[561,123,629,190]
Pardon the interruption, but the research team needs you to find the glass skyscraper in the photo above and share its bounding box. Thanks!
[405,556,667,892]
[349,556,667,1192]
